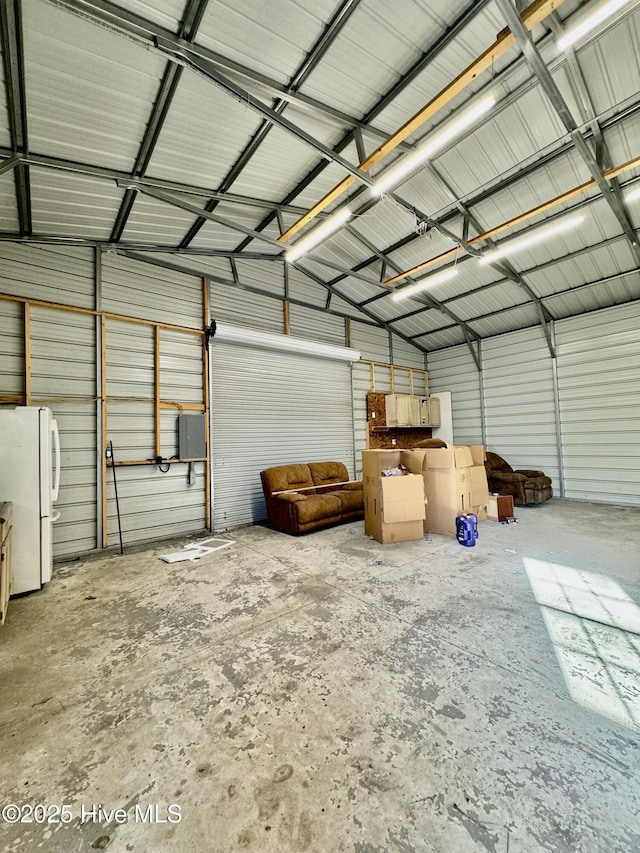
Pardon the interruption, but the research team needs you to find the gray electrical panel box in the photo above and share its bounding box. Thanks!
[177,413,206,459]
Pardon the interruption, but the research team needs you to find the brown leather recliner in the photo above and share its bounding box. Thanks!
[260,461,363,534]
[484,452,553,506]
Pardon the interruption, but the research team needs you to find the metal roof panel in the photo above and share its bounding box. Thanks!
[121,192,199,244]
[145,71,265,189]
[445,280,532,322]
[0,175,19,232]
[197,0,341,86]
[107,0,186,31]
[0,48,10,147]
[30,167,122,239]
[24,1,166,171]
[468,303,540,337]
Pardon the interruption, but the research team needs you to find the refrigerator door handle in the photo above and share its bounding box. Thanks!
[51,419,61,503]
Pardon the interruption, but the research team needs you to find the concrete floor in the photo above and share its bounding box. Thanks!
[1,500,640,853]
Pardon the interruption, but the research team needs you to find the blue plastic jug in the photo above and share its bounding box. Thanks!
[456,513,478,547]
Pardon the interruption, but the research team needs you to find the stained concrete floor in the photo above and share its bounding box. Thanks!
[1,500,640,853]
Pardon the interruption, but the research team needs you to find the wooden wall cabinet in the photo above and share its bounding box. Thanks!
[386,394,420,426]
[420,396,441,427]
[387,394,440,427]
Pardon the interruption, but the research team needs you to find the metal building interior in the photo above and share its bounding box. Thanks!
[1,0,640,850]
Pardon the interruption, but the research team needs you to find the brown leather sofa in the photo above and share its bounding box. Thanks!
[260,461,363,534]
[485,451,553,505]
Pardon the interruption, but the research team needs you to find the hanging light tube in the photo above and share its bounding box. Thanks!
[392,268,458,302]
[370,94,496,198]
[625,186,640,203]
[285,207,352,263]
[478,215,584,266]
[557,0,632,51]
[212,322,361,362]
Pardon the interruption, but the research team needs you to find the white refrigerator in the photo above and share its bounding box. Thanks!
[0,407,61,594]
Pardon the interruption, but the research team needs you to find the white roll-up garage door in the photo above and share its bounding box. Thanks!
[210,341,356,530]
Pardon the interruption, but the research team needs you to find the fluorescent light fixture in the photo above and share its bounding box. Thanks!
[285,207,352,263]
[212,322,361,362]
[371,95,496,197]
[625,186,640,203]
[478,215,584,266]
[392,267,458,301]
[557,0,632,51]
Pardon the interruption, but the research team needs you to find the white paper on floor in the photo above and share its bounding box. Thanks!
[159,538,235,563]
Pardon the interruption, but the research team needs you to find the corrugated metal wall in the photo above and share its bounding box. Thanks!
[0,243,95,308]
[289,304,346,345]
[0,299,24,399]
[556,302,640,504]
[0,245,96,557]
[101,251,207,546]
[427,305,640,507]
[210,340,355,529]
[427,344,483,445]
[391,335,427,370]
[30,307,97,556]
[210,282,284,333]
[102,253,202,327]
[482,327,560,488]
[350,321,390,362]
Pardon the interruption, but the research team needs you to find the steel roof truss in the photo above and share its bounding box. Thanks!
[495,0,640,264]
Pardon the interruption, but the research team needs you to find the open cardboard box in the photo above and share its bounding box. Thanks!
[419,442,489,536]
[362,450,427,544]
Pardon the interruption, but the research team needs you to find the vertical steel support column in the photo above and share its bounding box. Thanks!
[100,313,108,548]
[95,247,103,549]
[550,320,565,497]
[154,325,161,459]
[202,277,211,531]
[478,340,487,447]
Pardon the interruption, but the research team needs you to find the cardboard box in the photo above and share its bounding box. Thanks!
[419,443,474,537]
[487,494,515,522]
[362,450,426,544]
[362,449,428,487]
[468,445,490,521]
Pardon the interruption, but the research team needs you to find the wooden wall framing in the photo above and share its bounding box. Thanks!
[0,284,211,550]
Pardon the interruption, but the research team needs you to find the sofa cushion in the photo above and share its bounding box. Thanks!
[309,461,349,487]
[327,488,363,514]
[261,463,315,496]
[295,494,342,524]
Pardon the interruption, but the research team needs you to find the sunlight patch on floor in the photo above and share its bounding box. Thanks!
[524,557,640,733]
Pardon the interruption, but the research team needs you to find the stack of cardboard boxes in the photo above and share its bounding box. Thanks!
[362,443,490,543]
